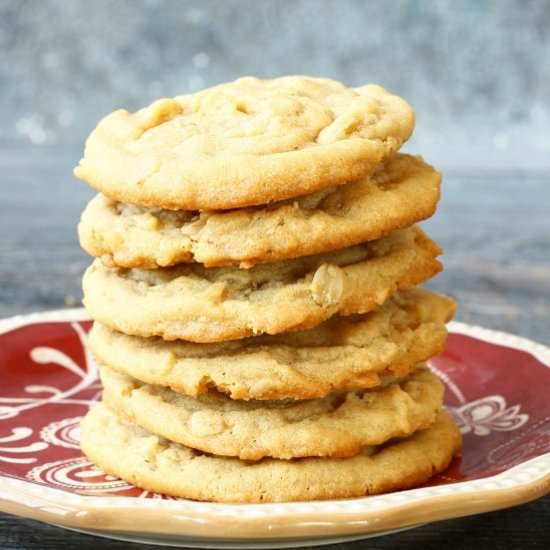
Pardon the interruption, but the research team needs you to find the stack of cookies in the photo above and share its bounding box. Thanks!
[75,76,461,503]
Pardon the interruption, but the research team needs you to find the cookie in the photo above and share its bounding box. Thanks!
[80,403,461,503]
[82,227,442,342]
[88,288,456,400]
[79,154,440,269]
[101,365,443,460]
[73,76,414,211]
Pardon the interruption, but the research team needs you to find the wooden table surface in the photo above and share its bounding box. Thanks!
[0,148,548,549]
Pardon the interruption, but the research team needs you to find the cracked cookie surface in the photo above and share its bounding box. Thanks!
[79,154,440,268]
[88,288,456,400]
[82,227,442,342]
[74,76,414,210]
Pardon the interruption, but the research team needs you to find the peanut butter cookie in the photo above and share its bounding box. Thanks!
[88,288,456,401]
[80,404,461,502]
[74,77,414,210]
[100,365,443,460]
[79,154,440,268]
[82,227,442,342]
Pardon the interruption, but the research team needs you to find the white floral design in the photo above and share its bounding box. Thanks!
[449,395,529,436]
[27,457,135,492]
[40,417,82,450]
[0,322,99,421]
[0,428,48,464]
[27,457,176,498]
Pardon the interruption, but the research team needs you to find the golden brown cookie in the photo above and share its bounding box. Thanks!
[88,288,456,400]
[80,403,461,502]
[78,154,440,268]
[74,77,414,210]
[82,227,442,342]
[100,365,443,460]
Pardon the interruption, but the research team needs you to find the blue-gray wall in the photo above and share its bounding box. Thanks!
[1,0,549,171]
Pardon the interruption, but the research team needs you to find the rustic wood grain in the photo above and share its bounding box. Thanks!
[0,147,548,549]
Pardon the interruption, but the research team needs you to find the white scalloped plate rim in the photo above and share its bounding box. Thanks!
[0,308,549,543]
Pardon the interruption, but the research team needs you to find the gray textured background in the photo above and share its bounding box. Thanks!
[1,0,550,171]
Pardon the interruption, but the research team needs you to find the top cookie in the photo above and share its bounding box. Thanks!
[74,76,415,210]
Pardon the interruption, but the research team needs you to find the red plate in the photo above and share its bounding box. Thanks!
[0,310,548,547]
